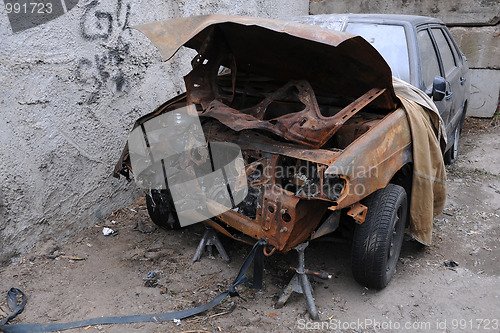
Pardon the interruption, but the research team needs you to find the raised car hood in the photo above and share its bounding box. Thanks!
[133,14,397,110]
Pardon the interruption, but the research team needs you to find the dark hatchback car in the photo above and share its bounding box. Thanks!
[294,14,470,163]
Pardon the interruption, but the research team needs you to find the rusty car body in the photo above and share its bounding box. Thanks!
[114,15,437,289]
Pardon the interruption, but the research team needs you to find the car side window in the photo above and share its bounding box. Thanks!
[442,28,462,65]
[417,29,441,91]
[431,28,457,77]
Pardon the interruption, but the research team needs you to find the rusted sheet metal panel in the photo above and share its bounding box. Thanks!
[212,185,329,252]
[325,108,412,209]
[132,15,397,111]
[205,123,341,165]
[134,14,362,61]
[203,219,255,245]
[202,82,387,148]
[347,202,368,224]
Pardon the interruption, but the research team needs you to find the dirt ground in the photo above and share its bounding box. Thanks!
[1,118,499,333]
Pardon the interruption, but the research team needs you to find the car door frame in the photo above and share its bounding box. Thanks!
[441,25,469,131]
[429,24,465,145]
[416,23,455,149]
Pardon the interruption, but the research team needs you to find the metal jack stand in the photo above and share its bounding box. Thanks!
[275,242,319,320]
[192,227,230,262]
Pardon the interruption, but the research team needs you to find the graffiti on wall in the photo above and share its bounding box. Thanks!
[75,0,135,103]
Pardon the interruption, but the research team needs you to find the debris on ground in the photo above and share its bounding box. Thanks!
[444,260,459,268]
[102,227,116,236]
[133,220,156,234]
[143,270,163,288]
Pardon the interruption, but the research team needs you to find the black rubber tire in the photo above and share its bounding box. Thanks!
[444,124,460,165]
[351,184,408,289]
[145,189,182,230]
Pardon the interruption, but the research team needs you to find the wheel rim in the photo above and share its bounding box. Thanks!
[386,205,403,273]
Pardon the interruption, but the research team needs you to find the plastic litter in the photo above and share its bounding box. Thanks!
[102,227,114,236]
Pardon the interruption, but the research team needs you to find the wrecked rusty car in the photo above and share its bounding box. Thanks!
[114,15,447,290]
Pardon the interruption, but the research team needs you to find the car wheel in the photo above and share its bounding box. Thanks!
[351,184,407,289]
[444,125,460,165]
[145,189,182,230]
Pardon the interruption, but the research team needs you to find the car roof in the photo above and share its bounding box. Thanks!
[294,14,444,28]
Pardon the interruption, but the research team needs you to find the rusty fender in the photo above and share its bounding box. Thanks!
[325,108,412,210]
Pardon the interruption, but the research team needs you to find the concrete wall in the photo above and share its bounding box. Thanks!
[449,25,500,117]
[0,0,309,263]
[310,0,500,117]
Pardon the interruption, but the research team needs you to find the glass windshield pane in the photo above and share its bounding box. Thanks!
[345,23,410,83]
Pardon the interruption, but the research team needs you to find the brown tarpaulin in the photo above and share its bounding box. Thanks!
[393,78,447,245]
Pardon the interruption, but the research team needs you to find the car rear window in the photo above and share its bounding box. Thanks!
[345,23,410,83]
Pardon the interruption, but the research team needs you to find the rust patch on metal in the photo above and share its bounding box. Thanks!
[347,202,368,224]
